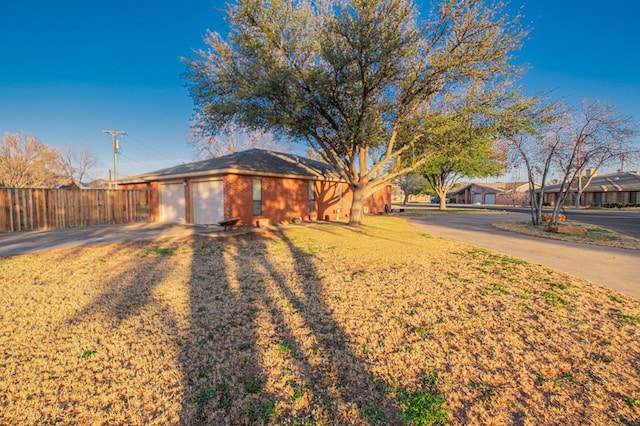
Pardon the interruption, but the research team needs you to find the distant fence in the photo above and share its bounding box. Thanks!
[0,188,151,233]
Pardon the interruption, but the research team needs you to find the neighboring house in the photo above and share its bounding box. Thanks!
[448,182,532,205]
[538,171,640,207]
[118,149,391,227]
[56,179,88,190]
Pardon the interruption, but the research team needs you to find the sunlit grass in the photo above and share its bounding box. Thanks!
[1,216,639,424]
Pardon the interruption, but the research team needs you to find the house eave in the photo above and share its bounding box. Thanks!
[118,167,344,184]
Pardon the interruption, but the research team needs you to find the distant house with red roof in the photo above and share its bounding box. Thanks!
[448,181,533,206]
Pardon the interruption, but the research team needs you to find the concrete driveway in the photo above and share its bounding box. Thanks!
[0,223,201,257]
[410,212,640,299]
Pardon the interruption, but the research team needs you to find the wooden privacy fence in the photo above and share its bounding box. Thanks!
[0,188,151,232]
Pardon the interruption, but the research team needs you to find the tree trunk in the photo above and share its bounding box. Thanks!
[403,192,409,205]
[435,188,447,210]
[349,184,366,226]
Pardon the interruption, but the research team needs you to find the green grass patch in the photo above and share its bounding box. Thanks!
[248,401,276,421]
[484,282,510,295]
[541,291,571,309]
[152,247,174,256]
[360,403,388,425]
[397,372,450,425]
[244,377,265,394]
[625,396,640,408]
[79,349,96,359]
[618,313,640,325]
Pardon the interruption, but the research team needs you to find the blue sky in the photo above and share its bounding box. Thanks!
[1,1,639,179]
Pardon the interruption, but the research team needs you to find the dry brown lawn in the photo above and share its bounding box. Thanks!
[1,216,639,425]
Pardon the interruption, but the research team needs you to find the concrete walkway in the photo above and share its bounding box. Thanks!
[410,212,640,299]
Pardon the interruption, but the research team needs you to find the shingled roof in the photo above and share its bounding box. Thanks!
[120,149,341,183]
[539,171,640,193]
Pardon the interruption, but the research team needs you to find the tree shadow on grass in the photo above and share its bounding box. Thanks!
[179,229,402,424]
[177,234,274,424]
[29,239,190,424]
[272,229,403,423]
[27,228,402,424]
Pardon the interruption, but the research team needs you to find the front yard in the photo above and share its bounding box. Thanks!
[1,216,639,424]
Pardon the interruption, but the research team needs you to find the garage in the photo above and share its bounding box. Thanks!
[192,179,224,225]
[159,182,186,223]
[485,194,496,204]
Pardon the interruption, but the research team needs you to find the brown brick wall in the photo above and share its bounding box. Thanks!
[262,176,310,225]
[224,174,253,225]
[124,175,392,226]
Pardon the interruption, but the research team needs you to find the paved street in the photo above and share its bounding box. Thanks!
[405,203,640,239]
[410,211,640,299]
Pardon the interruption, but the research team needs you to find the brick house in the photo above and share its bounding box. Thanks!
[448,182,532,205]
[118,149,391,227]
[538,171,640,207]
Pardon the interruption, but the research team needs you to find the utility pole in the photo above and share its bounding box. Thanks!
[103,130,126,188]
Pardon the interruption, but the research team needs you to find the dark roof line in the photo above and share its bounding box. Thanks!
[119,148,340,182]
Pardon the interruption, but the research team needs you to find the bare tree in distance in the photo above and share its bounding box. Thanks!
[188,117,284,160]
[504,97,638,225]
[553,101,638,210]
[501,94,564,225]
[0,132,62,188]
[57,146,103,184]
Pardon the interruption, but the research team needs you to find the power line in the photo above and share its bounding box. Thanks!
[103,130,126,188]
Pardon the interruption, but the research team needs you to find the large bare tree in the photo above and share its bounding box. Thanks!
[185,0,525,224]
[0,133,62,188]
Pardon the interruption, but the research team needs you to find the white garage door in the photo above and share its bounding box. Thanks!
[160,183,186,223]
[192,180,224,225]
[485,194,496,204]
[473,194,482,204]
